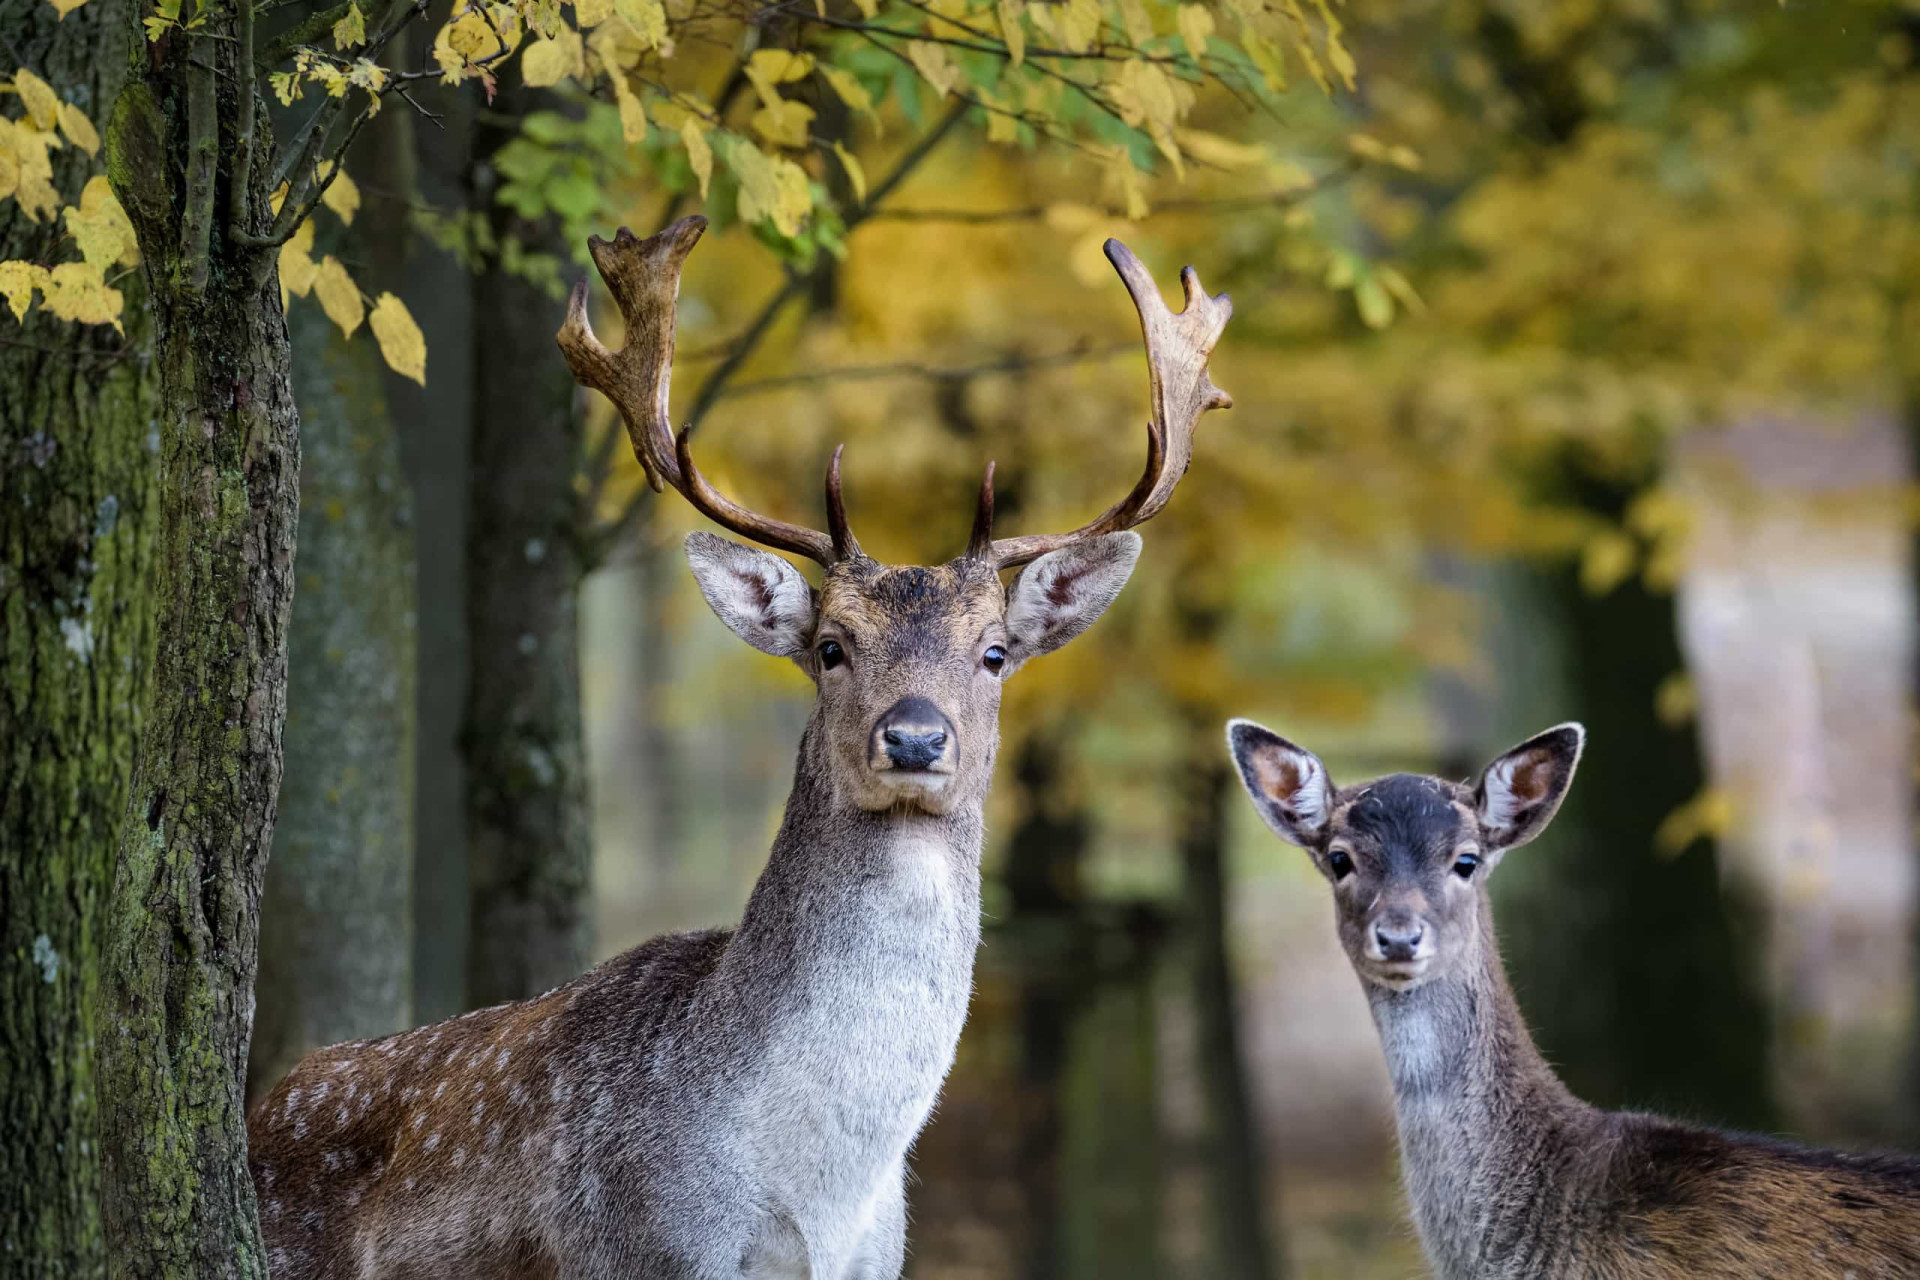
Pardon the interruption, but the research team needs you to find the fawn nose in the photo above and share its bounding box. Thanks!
[874,697,953,773]
[1373,916,1425,963]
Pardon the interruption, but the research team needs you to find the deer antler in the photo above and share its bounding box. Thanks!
[559,221,1228,572]
[975,240,1233,570]
[557,215,852,567]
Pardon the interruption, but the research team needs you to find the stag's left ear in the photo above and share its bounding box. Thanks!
[1474,723,1585,854]
[1001,532,1141,675]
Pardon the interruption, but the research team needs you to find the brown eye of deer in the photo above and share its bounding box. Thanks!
[1327,849,1355,880]
[817,640,845,670]
[1453,853,1481,880]
[982,645,1007,674]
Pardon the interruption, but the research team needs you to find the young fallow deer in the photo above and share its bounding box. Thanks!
[246,215,1232,1280]
[1226,719,1920,1279]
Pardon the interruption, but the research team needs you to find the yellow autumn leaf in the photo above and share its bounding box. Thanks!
[1579,529,1637,596]
[65,176,138,269]
[681,120,712,198]
[333,1,365,48]
[2,120,60,222]
[0,139,19,204]
[614,0,666,49]
[279,218,319,312]
[43,261,122,331]
[850,0,876,17]
[0,261,48,321]
[997,0,1024,66]
[56,101,99,155]
[728,138,811,237]
[369,292,427,385]
[819,66,878,130]
[982,90,1018,144]
[1176,4,1213,60]
[521,35,575,86]
[906,41,958,98]
[313,254,365,337]
[49,0,91,18]
[748,50,814,84]
[617,85,647,142]
[1175,128,1265,170]
[316,162,360,225]
[14,68,61,130]
[574,0,613,27]
[832,141,867,205]
[751,99,814,149]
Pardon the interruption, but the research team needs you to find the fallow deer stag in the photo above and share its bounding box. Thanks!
[1226,719,1920,1279]
[247,215,1232,1279]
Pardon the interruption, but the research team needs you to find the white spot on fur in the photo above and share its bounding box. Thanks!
[323,1151,342,1171]
[266,1199,282,1221]
[335,1106,350,1128]
[425,1132,441,1151]
[451,1148,467,1168]
[433,1081,447,1099]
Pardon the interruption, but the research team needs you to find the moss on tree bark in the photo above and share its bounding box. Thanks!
[0,6,157,1274]
[96,24,300,1278]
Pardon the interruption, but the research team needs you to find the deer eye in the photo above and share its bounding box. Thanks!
[982,644,1007,674]
[817,640,845,671]
[1326,849,1355,880]
[1452,853,1481,880]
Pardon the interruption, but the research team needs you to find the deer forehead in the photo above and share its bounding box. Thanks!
[818,560,1006,651]
[1330,775,1474,866]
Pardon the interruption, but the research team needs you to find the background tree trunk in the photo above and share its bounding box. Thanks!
[249,287,416,1100]
[462,91,592,1004]
[0,3,155,1270]
[98,47,298,1276]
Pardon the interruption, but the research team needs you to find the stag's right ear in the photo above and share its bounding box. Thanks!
[685,532,817,658]
[1226,719,1333,848]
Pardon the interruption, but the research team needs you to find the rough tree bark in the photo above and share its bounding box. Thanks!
[97,24,300,1276]
[249,288,416,1101]
[462,89,593,1005]
[0,3,156,1271]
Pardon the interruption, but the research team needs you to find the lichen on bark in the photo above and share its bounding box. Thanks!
[0,0,158,1273]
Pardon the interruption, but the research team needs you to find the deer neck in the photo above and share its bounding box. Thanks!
[1366,897,1596,1279]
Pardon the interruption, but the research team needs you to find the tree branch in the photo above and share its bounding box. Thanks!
[229,0,261,241]
[719,339,1135,398]
[179,39,220,292]
[258,0,354,69]
[868,165,1360,224]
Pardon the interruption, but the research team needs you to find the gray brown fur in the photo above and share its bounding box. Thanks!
[247,534,1143,1279]
[1226,720,1920,1279]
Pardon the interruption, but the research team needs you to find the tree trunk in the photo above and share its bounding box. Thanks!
[462,93,592,1004]
[98,39,299,1277]
[0,4,156,1271]
[1492,468,1774,1131]
[249,291,416,1101]
[1174,709,1280,1280]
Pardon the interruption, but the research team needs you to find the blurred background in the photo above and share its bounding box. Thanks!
[246,1,1920,1276]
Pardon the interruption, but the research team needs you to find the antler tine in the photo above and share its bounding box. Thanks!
[556,215,842,567]
[964,460,996,562]
[825,444,864,562]
[988,239,1233,570]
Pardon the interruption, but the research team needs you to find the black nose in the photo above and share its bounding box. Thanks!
[876,696,952,772]
[1374,919,1424,962]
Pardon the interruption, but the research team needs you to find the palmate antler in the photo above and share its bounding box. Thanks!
[555,215,1232,571]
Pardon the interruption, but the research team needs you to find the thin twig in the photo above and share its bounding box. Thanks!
[720,339,1135,398]
[229,0,260,240]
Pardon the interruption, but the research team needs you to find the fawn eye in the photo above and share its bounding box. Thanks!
[1452,853,1481,880]
[817,640,845,671]
[1327,849,1355,880]
[982,644,1007,674]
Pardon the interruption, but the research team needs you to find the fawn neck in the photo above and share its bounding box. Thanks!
[1366,895,1596,1279]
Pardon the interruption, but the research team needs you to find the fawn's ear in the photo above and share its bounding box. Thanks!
[685,532,817,658]
[1474,722,1584,854]
[1001,532,1141,676]
[1226,719,1333,848]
